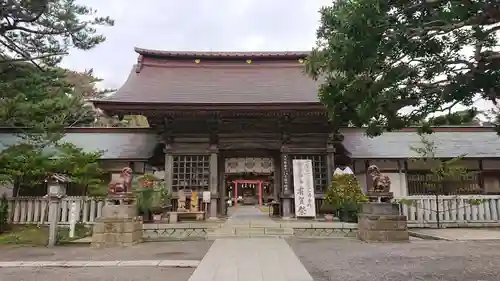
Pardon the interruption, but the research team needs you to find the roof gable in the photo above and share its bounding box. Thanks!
[100,48,320,104]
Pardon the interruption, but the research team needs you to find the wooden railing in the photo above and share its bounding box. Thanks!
[394,195,500,227]
[7,196,105,225]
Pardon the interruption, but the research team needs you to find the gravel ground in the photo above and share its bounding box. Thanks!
[0,240,213,261]
[288,238,500,281]
[0,241,214,281]
[0,267,194,281]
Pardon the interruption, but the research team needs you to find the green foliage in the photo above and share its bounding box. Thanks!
[307,0,500,136]
[134,175,171,214]
[0,0,112,193]
[325,174,367,210]
[409,134,473,194]
[0,194,8,234]
[319,202,337,215]
[1,0,114,66]
[0,141,104,194]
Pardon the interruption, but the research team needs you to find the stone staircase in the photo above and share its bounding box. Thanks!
[206,225,294,239]
[207,206,293,239]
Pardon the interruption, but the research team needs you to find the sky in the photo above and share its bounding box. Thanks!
[61,0,333,89]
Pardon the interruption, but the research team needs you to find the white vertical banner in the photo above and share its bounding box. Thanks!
[292,159,316,217]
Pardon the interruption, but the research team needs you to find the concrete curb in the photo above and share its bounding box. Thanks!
[0,259,200,268]
[408,231,452,241]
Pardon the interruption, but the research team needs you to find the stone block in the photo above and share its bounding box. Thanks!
[357,203,409,242]
[358,230,409,242]
[169,212,178,223]
[91,206,142,248]
[102,205,137,219]
[118,231,143,243]
[358,215,407,231]
[361,203,400,215]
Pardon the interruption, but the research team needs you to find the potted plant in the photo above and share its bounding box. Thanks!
[135,174,171,222]
[149,182,171,215]
[320,202,337,221]
[325,173,367,223]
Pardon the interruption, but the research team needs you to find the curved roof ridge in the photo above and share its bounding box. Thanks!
[134,47,310,59]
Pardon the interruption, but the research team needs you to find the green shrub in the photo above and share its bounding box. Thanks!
[0,194,9,234]
[319,202,337,215]
[325,174,367,222]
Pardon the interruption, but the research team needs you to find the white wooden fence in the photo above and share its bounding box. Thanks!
[7,196,105,225]
[5,195,500,227]
[394,195,500,228]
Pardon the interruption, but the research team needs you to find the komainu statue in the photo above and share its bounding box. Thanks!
[108,167,133,195]
[366,165,393,203]
[367,165,391,192]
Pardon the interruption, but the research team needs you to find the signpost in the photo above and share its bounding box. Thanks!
[292,159,316,218]
[202,191,211,214]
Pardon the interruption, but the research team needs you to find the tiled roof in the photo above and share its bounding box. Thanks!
[134,48,310,59]
[0,132,158,160]
[0,130,497,160]
[342,131,500,158]
[101,48,319,104]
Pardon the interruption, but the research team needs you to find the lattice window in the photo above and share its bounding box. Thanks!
[406,172,481,195]
[172,155,210,191]
[291,155,328,193]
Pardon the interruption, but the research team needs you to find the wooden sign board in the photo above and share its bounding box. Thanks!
[202,191,211,203]
[292,159,316,218]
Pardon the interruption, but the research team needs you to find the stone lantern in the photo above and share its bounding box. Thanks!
[45,173,70,199]
[44,173,70,247]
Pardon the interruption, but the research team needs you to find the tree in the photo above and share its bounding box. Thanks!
[0,141,104,196]
[306,0,500,137]
[0,64,101,141]
[397,133,483,228]
[0,0,113,193]
[1,0,113,66]
[413,109,483,126]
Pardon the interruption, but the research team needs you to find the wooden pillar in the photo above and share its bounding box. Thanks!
[208,116,219,217]
[258,181,263,206]
[163,117,174,195]
[326,142,335,187]
[281,145,292,217]
[208,144,218,218]
[164,142,174,194]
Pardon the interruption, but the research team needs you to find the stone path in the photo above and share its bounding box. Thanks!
[0,260,199,268]
[410,228,500,241]
[189,206,313,281]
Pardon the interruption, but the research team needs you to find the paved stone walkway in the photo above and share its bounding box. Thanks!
[410,228,500,240]
[189,206,313,281]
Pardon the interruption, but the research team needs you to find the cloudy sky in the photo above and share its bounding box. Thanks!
[61,0,332,89]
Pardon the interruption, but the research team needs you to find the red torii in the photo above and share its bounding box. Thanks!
[232,179,264,205]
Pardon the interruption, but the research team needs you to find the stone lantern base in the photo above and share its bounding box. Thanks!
[91,194,143,248]
[357,203,409,242]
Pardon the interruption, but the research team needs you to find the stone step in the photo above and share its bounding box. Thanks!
[207,234,292,240]
[206,227,294,240]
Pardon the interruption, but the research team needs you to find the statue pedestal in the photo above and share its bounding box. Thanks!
[366,191,393,203]
[91,194,143,248]
[357,203,409,242]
